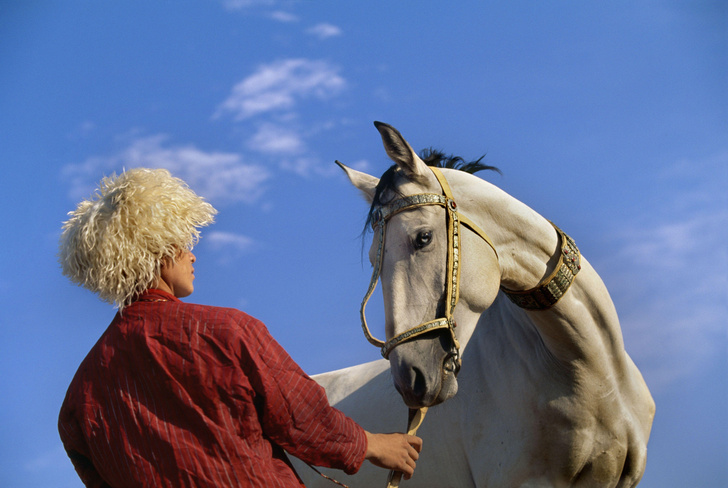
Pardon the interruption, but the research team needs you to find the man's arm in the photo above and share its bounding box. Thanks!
[234,314,422,476]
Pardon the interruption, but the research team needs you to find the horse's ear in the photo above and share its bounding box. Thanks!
[336,161,379,204]
[374,121,428,179]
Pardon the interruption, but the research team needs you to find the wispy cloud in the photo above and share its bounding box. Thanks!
[348,159,371,172]
[592,151,728,392]
[247,122,305,154]
[213,58,346,120]
[605,210,726,391]
[204,230,256,261]
[213,58,349,176]
[206,231,255,252]
[270,10,298,23]
[221,0,276,10]
[306,23,343,39]
[202,231,257,264]
[61,134,271,205]
[278,156,331,177]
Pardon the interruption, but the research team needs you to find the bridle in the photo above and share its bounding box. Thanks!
[360,166,499,360]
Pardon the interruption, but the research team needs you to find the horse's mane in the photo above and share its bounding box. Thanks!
[420,148,501,176]
[363,148,500,234]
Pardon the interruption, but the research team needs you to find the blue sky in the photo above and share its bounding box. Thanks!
[1,1,726,486]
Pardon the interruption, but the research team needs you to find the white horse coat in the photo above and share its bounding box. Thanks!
[293,123,654,487]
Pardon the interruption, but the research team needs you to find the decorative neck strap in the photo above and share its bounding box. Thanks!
[501,223,581,310]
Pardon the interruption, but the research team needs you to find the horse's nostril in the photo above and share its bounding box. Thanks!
[412,366,427,398]
[393,365,428,406]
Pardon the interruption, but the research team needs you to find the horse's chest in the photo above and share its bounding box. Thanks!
[452,352,628,486]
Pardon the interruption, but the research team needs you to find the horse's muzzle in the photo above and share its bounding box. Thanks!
[391,344,461,408]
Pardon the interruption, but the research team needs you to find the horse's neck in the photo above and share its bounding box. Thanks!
[455,170,621,364]
[457,173,561,292]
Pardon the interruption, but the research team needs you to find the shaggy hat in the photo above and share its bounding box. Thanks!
[59,168,217,309]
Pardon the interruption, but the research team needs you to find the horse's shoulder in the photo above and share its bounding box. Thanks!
[468,294,653,485]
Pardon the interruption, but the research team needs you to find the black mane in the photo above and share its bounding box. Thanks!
[420,148,501,176]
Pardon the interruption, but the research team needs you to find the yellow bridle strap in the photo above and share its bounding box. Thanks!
[458,214,498,260]
[430,166,498,259]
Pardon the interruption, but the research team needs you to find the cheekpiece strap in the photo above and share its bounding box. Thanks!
[502,223,581,310]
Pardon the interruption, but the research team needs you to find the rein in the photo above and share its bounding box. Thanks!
[386,407,428,488]
[360,166,498,360]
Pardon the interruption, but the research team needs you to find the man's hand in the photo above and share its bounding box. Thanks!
[364,431,423,479]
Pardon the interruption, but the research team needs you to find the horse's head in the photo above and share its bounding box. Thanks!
[339,122,501,408]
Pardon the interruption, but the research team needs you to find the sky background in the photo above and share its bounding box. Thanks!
[1,1,726,486]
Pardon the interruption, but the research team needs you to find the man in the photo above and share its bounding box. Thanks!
[58,168,421,487]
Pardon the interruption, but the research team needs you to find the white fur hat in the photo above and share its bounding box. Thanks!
[59,168,217,309]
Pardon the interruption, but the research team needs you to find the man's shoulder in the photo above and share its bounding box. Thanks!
[175,301,262,328]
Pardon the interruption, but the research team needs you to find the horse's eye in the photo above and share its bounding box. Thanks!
[414,231,433,249]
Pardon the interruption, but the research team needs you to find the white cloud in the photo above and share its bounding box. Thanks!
[205,231,255,252]
[203,231,256,264]
[278,156,320,177]
[608,211,726,390]
[619,304,725,392]
[613,215,715,270]
[248,123,305,154]
[221,0,275,10]
[270,10,298,22]
[62,135,271,205]
[348,159,371,172]
[214,58,346,120]
[306,23,343,39]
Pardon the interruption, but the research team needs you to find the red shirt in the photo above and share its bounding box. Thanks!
[58,289,367,487]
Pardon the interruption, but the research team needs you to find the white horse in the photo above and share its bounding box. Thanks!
[293,122,654,487]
